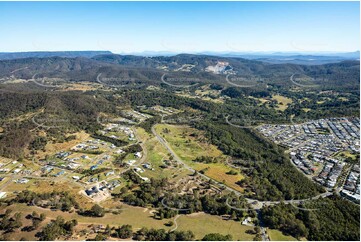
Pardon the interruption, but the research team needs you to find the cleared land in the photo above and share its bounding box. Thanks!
[176,213,255,240]
[272,94,293,111]
[0,203,256,241]
[154,124,244,192]
[268,229,297,241]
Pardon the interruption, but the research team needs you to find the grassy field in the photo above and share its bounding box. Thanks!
[268,229,297,241]
[0,204,256,240]
[154,124,244,192]
[333,150,358,161]
[2,178,95,210]
[272,95,293,111]
[177,213,255,240]
[135,127,181,179]
[33,131,90,160]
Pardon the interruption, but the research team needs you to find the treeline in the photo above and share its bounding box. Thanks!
[10,190,79,212]
[92,223,196,241]
[261,196,360,241]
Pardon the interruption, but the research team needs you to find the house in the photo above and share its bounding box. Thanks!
[135,152,142,158]
[114,149,124,154]
[0,192,7,199]
[88,177,98,183]
[140,176,149,182]
[242,217,253,226]
[105,171,115,176]
[134,167,144,173]
[55,171,65,177]
[85,186,99,196]
[16,178,29,184]
[127,160,136,166]
[13,168,21,174]
[142,163,152,169]
[67,162,80,170]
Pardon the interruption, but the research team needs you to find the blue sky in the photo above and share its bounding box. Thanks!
[0,1,359,53]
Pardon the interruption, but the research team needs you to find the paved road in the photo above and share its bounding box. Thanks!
[151,124,333,209]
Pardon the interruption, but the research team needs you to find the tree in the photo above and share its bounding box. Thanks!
[40,213,46,221]
[254,226,261,234]
[104,224,111,235]
[32,211,39,219]
[94,233,108,241]
[253,234,262,241]
[32,219,41,229]
[116,224,133,239]
[202,233,232,241]
[230,211,237,220]
[90,204,105,217]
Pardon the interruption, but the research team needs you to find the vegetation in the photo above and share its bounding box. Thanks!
[0,209,23,233]
[202,233,232,241]
[37,216,77,240]
[133,227,195,241]
[11,190,79,212]
[78,204,105,217]
[0,54,359,241]
[261,196,360,240]
[91,133,128,147]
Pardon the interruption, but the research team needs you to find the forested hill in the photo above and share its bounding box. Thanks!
[0,54,359,88]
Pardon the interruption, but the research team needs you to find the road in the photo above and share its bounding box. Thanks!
[151,123,333,209]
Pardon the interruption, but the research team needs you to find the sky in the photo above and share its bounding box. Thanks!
[0,1,359,53]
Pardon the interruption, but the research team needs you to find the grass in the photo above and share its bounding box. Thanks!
[33,131,90,160]
[154,124,244,192]
[135,127,176,179]
[333,150,357,161]
[0,204,256,240]
[272,95,293,111]
[268,229,297,241]
[3,179,94,210]
[177,213,255,240]
[176,92,224,104]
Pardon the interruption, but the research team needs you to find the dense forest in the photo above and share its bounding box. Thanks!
[261,195,360,240]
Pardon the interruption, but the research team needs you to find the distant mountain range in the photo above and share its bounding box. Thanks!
[0,51,358,65]
[0,53,359,90]
[0,51,112,60]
